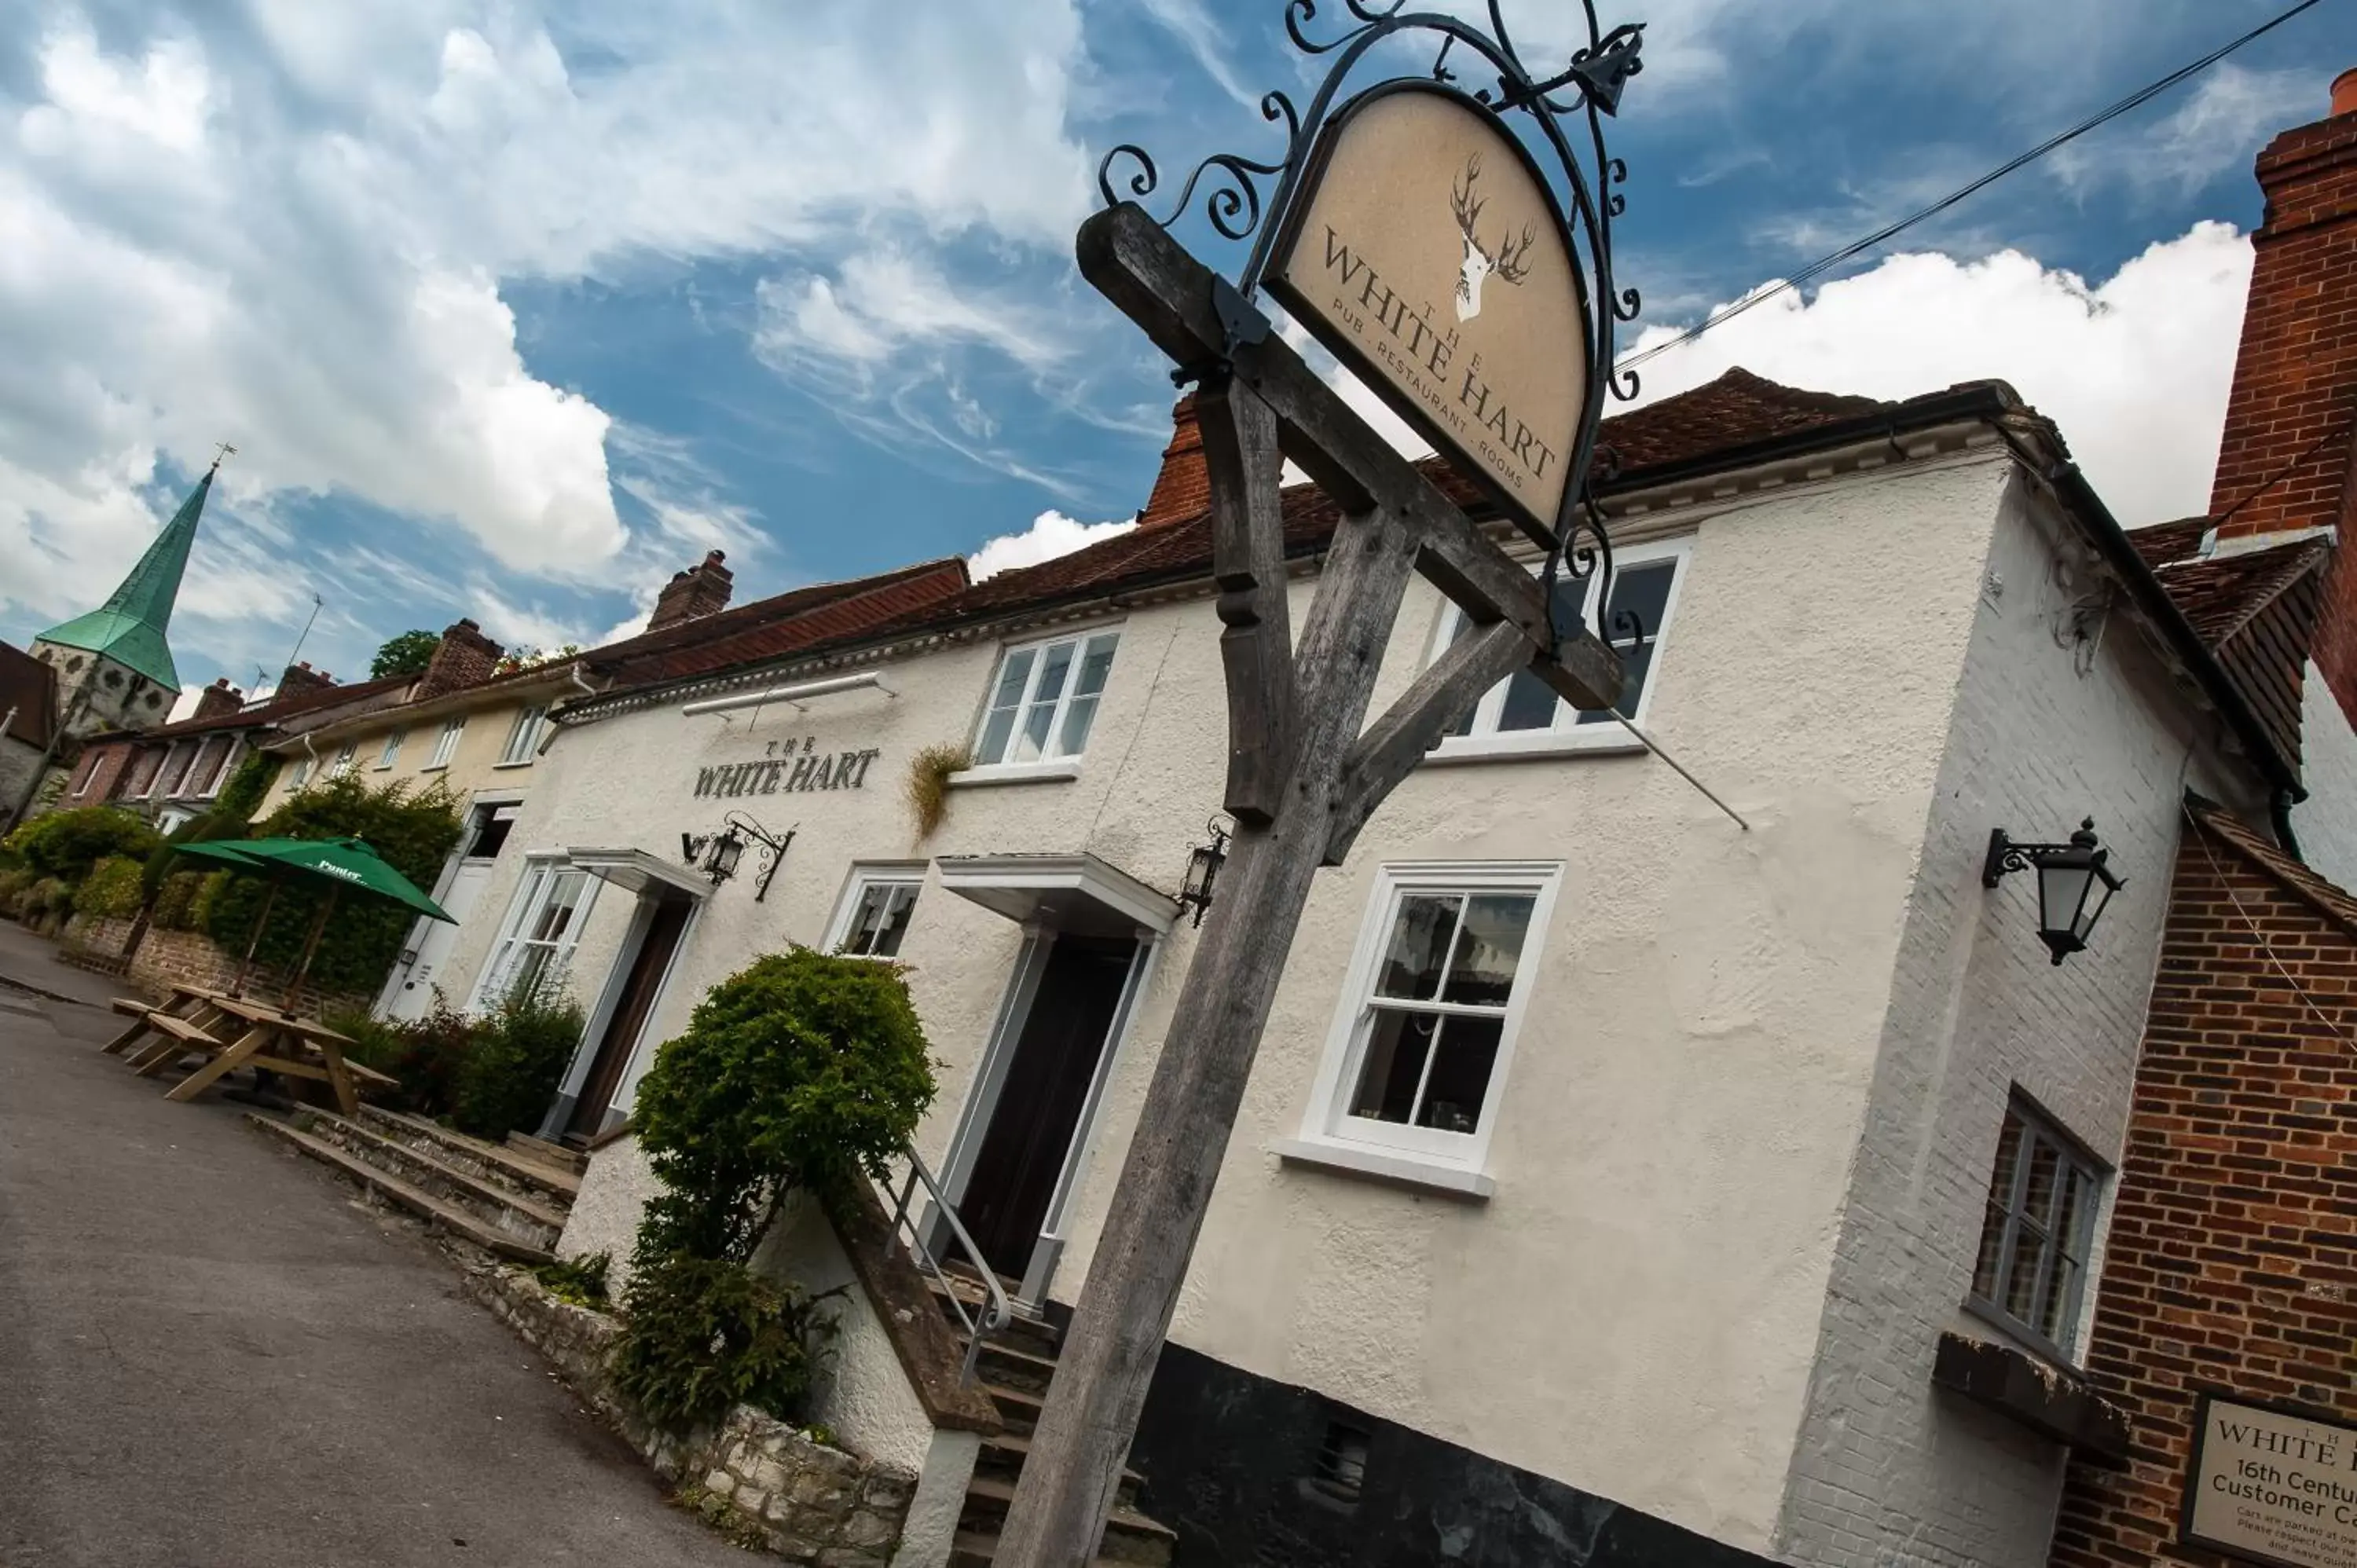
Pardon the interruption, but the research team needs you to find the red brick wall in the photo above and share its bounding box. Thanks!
[647,550,736,632]
[1137,393,1207,529]
[2050,819,2357,1567]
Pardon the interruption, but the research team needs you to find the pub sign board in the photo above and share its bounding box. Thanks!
[1265,81,1590,546]
[2180,1391,2357,1568]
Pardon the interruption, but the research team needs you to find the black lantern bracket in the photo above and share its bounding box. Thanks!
[1982,817,2125,966]
[1178,813,1236,929]
[683,811,795,902]
[1095,0,1645,661]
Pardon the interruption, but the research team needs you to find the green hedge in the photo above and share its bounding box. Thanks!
[202,774,463,998]
[3,807,162,884]
[72,856,144,920]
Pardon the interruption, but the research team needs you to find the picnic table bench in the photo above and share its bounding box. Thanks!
[101,983,393,1116]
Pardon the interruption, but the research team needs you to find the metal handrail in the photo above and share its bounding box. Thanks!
[883,1144,1011,1386]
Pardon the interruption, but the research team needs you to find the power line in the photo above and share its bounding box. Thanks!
[1618,0,2333,375]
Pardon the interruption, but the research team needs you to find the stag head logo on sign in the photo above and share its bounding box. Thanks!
[1266,82,1593,540]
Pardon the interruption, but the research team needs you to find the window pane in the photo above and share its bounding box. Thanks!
[508,943,552,1001]
[992,648,1036,709]
[1376,895,1461,1000]
[1577,562,1679,724]
[1350,1009,1436,1123]
[845,882,920,957]
[872,885,918,956]
[1413,1013,1503,1134]
[974,650,1034,766]
[2039,1255,2079,1343]
[977,707,1018,766]
[1440,894,1536,1006]
[2003,1222,2049,1325]
[1970,1203,2010,1301]
[1988,1112,2025,1213]
[1495,668,1559,732]
[2058,1167,2097,1261]
[1054,694,1101,758]
[1015,642,1077,763]
[1072,634,1118,697]
[2022,1138,2062,1229]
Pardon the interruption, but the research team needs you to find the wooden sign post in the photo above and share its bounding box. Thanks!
[996,10,1646,1559]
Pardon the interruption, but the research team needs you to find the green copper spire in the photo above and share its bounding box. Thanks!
[35,460,217,692]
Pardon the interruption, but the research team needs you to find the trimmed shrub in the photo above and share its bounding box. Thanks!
[0,867,38,921]
[72,856,144,920]
[611,1253,836,1433]
[327,1002,475,1119]
[151,870,207,931]
[3,807,163,884]
[630,948,937,1265]
[24,877,74,935]
[452,984,587,1141]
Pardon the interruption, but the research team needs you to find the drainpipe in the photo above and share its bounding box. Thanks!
[2273,788,2306,863]
[301,731,321,786]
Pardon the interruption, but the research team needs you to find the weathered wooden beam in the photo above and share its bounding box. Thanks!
[1197,374,1297,825]
[1074,201,1621,712]
[1324,620,1529,864]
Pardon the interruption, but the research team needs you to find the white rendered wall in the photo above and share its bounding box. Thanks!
[2293,658,2357,893]
[1771,471,2264,1567]
[437,445,2221,1559]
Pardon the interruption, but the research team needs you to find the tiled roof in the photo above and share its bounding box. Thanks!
[101,671,415,744]
[2124,516,2208,570]
[2187,794,2357,941]
[2154,543,2330,647]
[0,641,58,749]
[577,368,1986,716]
[581,559,971,688]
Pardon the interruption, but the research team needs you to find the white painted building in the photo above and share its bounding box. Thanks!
[425,369,2293,1567]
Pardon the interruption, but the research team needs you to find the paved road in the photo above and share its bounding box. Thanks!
[0,925,741,1568]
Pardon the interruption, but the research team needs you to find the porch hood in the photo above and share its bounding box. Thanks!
[566,847,711,899]
[934,852,1178,938]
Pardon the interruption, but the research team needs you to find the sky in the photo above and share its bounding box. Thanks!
[0,0,2349,707]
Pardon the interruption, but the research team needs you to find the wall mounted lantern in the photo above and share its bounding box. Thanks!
[1178,814,1234,929]
[1982,818,2124,965]
[682,811,794,902]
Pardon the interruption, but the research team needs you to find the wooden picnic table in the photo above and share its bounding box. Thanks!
[101,983,391,1116]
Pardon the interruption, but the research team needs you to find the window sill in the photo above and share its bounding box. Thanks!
[1421,731,1645,765]
[1271,1137,1495,1200]
[1931,1331,2129,1465]
[947,760,1083,789]
[419,764,449,773]
[491,760,536,771]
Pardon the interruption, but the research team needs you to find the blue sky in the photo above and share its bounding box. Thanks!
[0,0,2350,704]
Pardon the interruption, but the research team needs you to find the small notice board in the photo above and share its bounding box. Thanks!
[2180,1391,2357,1568]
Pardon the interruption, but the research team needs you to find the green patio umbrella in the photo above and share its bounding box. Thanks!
[175,836,454,1002]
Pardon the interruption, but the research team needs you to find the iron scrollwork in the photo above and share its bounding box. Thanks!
[1094,1,1648,662]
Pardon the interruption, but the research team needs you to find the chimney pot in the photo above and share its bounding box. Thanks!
[2333,67,2357,119]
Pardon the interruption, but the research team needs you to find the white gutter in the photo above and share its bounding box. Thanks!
[679,670,896,717]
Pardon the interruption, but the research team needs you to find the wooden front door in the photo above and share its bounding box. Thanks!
[959,936,1137,1275]
[566,895,692,1138]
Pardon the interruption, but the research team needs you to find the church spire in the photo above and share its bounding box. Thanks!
[35,453,223,693]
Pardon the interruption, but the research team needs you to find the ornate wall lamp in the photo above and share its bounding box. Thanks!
[1177,815,1235,929]
[681,811,794,902]
[1982,818,2124,965]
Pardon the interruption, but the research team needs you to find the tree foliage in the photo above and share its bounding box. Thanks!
[369,629,442,680]
[630,947,937,1265]
[202,773,463,997]
[3,807,163,884]
[610,1254,836,1434]
[72,856,144,919]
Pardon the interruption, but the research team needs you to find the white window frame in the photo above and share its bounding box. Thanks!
[425,716,466,770]
[1425,536,1691,761]
[471,856,599,1009]
[376,727,407,771]
[153,742,196,798]
[1288,861,1563,1189]
[329,740,358,779]
[824,864,929,958]
[196,738,237,798]
[288,754,313,790]
[965,626,1122,775]
[497,705,548,768]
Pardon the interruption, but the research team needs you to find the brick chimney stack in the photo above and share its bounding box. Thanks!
[415,618,504,698]
[275,661,336,701]
[1135,394,1209,530]
[192,677,242,721]
[2205,72,2357,740]
[647,550,735,632]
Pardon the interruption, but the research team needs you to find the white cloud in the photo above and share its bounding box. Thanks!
[1617,222,2254,526]
[969,509,1136,580]
[0,0,1095,666]
[2054,64,2308,200]
[755,250,1073,383]
[1137,0,1262,111]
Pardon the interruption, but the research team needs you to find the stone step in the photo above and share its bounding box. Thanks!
[353,1105,581,1204]
[981,1382,1044,1436]
[291,1110,569,1253]
[504,1130,586,1176]
[955,1478,1175,1566]
[245,1114,555,1266]
[948,1531,1146,1568]
[972,1335,1061,1398]
[926,1276,1060,1359]
[974,1432,1143,1511]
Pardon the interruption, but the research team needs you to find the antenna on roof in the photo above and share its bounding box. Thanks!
[280,593,323,677]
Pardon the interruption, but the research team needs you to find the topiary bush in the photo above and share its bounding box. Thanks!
[203,773,462,997]
[630,947,938,1266]
[72,856,144,921]
[451,982,587,1141]
[3,807,163,885]
[610,1253,838,1433]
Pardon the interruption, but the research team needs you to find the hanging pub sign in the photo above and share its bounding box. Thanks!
[2180,1392,2357,1568]
[1264,82,1590,544]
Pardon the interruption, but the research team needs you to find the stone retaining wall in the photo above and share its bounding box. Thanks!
[460,1261,915,1566]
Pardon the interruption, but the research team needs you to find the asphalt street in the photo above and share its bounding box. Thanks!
[0,924,741,1568]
